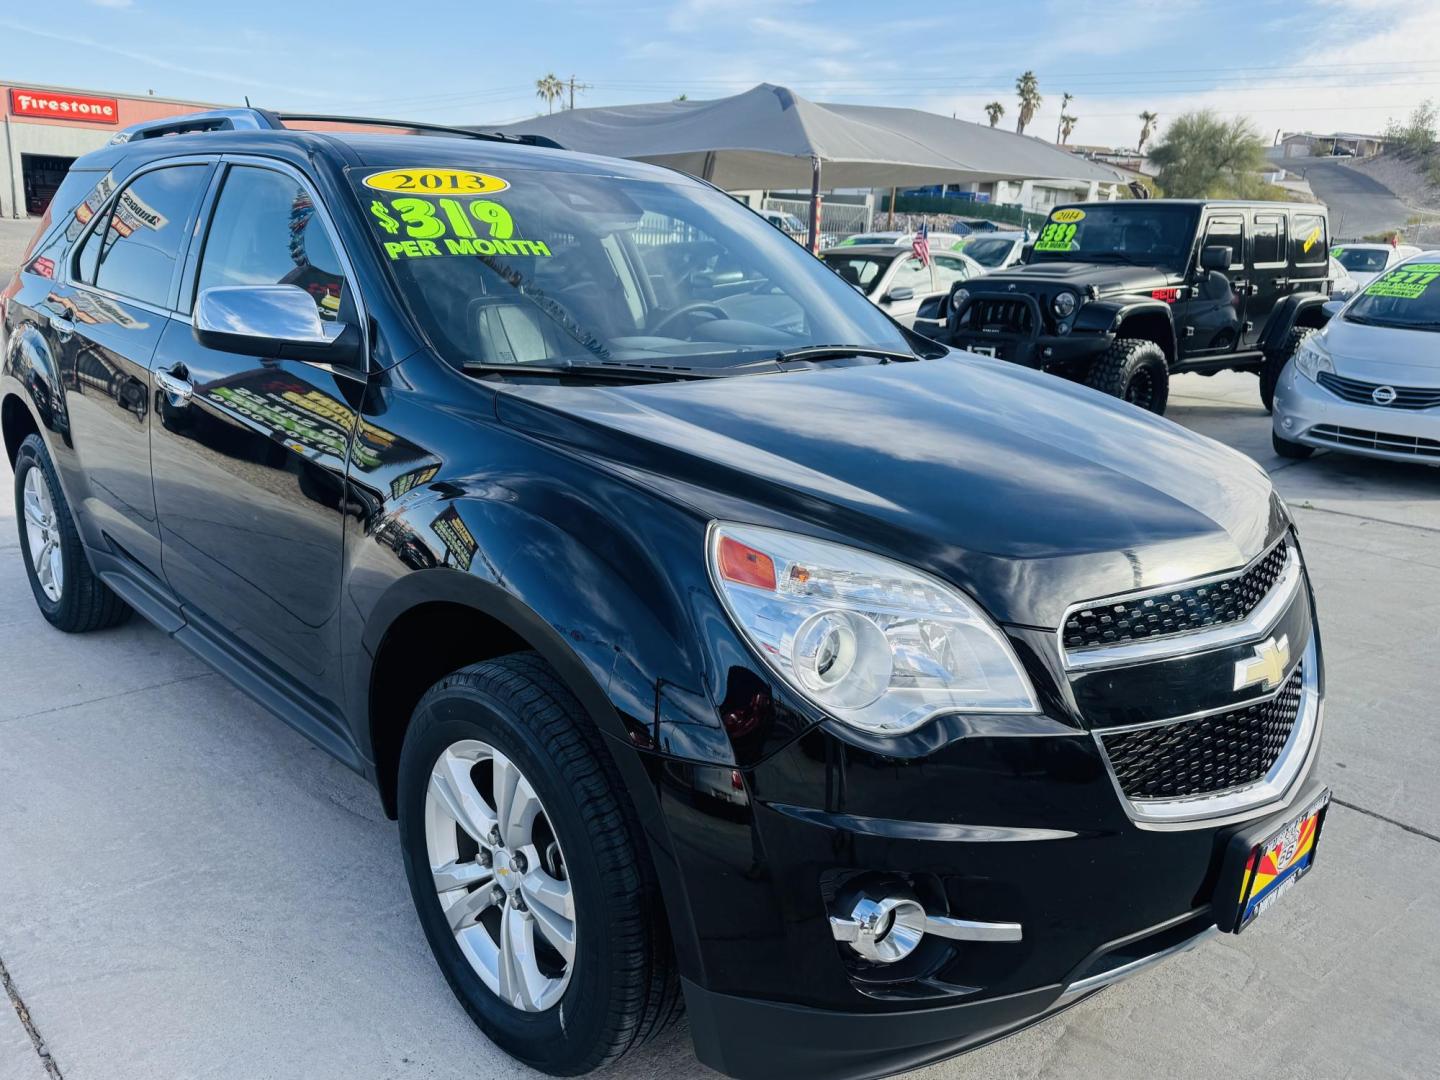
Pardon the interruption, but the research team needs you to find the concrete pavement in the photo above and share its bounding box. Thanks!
[1,215,1438,1076]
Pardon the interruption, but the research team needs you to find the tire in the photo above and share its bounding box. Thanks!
[397,652,681,1076]
[1260,326,1316,414]
[12,434,131,633]
[1273,430,1315,460]
[1084,337,1170,414]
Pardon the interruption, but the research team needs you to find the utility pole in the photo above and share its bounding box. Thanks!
[566,76,591,110]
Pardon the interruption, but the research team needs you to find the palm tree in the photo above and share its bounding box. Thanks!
[1015,71,1042,136]
[984,101,1005,128]
[535,73,564,115]
[1060,113,1079,145]
[1055,92,1073,143]
[1138,111,1159,154]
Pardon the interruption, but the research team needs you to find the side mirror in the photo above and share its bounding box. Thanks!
[1200,245,1232,273]
[885,285,916,302]
[193,285,361,367]
[1321,299,1344,321]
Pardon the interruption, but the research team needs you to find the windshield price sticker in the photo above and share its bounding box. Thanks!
[1035,208,1085,250]
[1051,208,1086,224]
[1364,262,1440,299]
[368,195,553,260]
[363,168,509,196]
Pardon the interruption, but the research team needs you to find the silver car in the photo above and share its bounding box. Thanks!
[1273,253,1440,465]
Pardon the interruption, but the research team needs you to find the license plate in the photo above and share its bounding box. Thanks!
[969,345,997,357]
[1220,789,1329,932]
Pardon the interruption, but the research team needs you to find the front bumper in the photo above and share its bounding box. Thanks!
[1274,365,1440,465]
[945,291,1112,371]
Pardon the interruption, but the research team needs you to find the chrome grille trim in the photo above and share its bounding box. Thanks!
[1059,538,1301,672]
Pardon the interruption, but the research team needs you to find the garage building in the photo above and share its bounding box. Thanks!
[2,81,223,218]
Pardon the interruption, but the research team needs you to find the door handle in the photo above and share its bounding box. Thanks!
[154,368,194,405]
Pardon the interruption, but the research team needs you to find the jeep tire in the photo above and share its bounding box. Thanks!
[13,434,131,633]
[1260,326,1317,414]
[1085,338,1170,414]
[397,653,681,1076]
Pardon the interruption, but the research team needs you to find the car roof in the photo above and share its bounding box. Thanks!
[824,245,910,256]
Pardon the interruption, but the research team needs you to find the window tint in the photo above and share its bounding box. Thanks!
[1203,217,1244,268]
[1293,214,1327,265]
[82,165,208,307]
[197,166,346,320]
[1253,215,1286,264]
[891,256,931,293]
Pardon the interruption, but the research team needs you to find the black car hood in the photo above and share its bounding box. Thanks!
[986,260,1180,296]
[495,355,1283,628]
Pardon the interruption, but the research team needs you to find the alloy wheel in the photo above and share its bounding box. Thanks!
[424,739,576,1012]
[22,467,64,603]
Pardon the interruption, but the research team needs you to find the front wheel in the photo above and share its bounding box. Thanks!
[1085,338,1170,414]
[397,653,680,1076]
[1273,430,1315,460]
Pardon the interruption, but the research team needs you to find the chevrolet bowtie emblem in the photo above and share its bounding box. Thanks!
[1234,635,1291,693]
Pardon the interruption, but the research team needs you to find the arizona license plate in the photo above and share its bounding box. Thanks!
[1220,788,1330,932]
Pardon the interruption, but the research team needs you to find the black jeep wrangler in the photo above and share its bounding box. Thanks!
[939,200,1332,414]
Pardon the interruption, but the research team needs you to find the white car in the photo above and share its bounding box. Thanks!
[834,230,970,253]
[962,231,1029,271]
[819,244,982,327]
[1328,256,1359,301]
[1273,252,1440,465]
[1330,242,1422,291]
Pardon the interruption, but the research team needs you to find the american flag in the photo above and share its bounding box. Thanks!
[912,222,931,266]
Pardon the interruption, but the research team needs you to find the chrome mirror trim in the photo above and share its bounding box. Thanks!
[194,284,338,345]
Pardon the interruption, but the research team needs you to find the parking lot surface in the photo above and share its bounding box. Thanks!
[1,216,1438,1080]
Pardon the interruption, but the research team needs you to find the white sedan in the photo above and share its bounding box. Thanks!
[820,244,983,327]
[1330,242,1422,291]
[1273,253,1440,465]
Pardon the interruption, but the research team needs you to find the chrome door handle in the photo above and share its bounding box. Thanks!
[154,369,193,404]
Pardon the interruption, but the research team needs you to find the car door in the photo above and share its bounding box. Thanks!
[41,160,214,579]
[1245,210,1288,348]
[1289,211,1329,299]
[1188,212,1246,354]
[149,158,366,712]
[877,254,932,325]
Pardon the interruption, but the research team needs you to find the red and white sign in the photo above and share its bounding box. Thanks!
[8,89,119,124]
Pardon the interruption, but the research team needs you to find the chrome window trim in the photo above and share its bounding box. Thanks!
[1059,536,1299,672]
[1094,636,1322,831]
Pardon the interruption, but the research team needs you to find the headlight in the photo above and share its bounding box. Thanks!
[1052,291,1077,318]
[1293,333,1334,382]
[951,288,970,310]
[708,523,1039,735]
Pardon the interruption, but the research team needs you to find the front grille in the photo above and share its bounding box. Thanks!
[1101,665,1303,800]
[1317,371,1440,410]
[1309,424,1440,459]
[965,297,1033,334]
[1063,540,1288,651]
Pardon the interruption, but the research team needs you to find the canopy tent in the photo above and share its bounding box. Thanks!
[480,84,1122,248]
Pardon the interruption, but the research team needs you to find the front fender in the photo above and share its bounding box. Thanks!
[1073,296,1175,338]
[1259,292,1332,355]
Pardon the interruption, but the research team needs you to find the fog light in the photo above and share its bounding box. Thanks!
[1283,417,1295,431]
[830,896,926,963]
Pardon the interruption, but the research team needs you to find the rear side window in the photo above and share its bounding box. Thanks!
[76,165,209,308]
[1293,214,1327,265]
[196,165,346,321]
[1253,214,1286,265]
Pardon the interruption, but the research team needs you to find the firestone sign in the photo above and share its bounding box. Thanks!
[8,89,119,124]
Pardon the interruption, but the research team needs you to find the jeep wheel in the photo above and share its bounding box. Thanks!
[1260,326,1316,414]
[13,434,131,633]
[397,653,680,1076]
[1272,430,1315,460]
[1085,338,1170,414]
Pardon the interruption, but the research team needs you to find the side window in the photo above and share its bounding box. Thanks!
[933,255,972,286]
[1202,216,1244,269]
[1292,214,1327,266]
[196,166,346,321]
[79,165,209,307]
[891,256,931,293]
[1253,215,1286,265]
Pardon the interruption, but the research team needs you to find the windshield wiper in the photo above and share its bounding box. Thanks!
[774,344,919,364]
[461,361,719,382]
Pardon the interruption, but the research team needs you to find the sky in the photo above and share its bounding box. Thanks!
[2,0,1439,150]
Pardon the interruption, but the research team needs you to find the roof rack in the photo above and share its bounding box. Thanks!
[109,107,564,150]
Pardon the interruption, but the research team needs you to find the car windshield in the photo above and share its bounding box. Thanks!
[1343,261,1440,329]
[351,166,909,372]
[1333,247,1391,272]
[964,237,1017,267]
[820,251,893,291]
[1029,204,1197,265]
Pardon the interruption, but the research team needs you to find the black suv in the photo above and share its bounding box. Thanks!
[2,111,1329,1080]
[941,199,1332,413]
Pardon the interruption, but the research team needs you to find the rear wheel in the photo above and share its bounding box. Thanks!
[1085,337,1170,414]
[397,653,680,1076]
[1273,430,1315,460]
[13,434,130,633]
[1261,326,1316,414]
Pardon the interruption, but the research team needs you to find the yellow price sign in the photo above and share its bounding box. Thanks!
[363,168,510,196]
[1051,208,1086,224]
